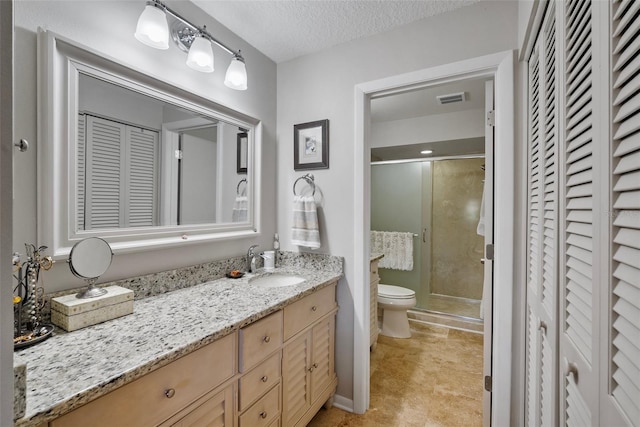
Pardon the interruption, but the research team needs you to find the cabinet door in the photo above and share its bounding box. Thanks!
[310,315,335,404]
[164,384,234,427]
[282,331,311,425]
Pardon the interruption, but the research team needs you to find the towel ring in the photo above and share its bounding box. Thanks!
[237,179,247,196]
[293,174,316,196]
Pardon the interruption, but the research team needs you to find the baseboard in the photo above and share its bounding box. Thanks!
[331,394,354,412]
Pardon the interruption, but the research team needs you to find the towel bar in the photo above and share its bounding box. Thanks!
[293,174,316,196]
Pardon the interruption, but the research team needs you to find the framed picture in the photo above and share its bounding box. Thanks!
[294,119,329,170]
[237,132,248,174]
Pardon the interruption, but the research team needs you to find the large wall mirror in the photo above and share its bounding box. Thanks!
[38,30,261,259]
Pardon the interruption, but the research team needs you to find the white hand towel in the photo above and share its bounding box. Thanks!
[292,195,321,249]
[232,196,248,222]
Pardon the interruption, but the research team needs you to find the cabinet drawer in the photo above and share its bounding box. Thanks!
[239,351,281,411]
[50,332,237,427]
[284,284,336,341]
[239,384,280,427]
[239,310,283,372]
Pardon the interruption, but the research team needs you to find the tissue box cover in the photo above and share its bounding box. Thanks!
[51,286,134,332]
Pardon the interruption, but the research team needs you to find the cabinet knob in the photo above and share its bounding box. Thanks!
[164,388,176,399]
[263,335,271,343]
[308,362,318,372]
[260,411,268,419]
[261,375,268,383]
[311,306,317,312]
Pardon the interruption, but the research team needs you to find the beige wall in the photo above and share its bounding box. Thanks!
[430,158,485,299]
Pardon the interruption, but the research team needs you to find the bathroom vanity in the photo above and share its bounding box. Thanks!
[14,265,341,427]
[370,254,383,350]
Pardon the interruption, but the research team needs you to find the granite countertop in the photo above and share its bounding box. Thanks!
[370,253,384,262]
[14,266,342,427]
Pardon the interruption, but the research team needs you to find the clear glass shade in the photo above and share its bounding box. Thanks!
[224,57,248,91]
[186,36,214,73]
[134,5,169,49]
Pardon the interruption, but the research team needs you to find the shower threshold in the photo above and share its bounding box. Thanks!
[408,308,483,334]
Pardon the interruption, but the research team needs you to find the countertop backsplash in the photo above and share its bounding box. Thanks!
[39,251,342,324]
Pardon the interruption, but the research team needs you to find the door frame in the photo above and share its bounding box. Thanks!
[353,50,515,426]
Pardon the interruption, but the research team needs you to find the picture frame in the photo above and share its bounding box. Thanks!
[294,119,329,170]
[237,132,248,174]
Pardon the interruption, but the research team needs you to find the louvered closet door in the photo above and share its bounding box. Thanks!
[558,0,602,424]
[78,114,86,231]
[125,127,159,227]
[85,115,125,229]
[605,1,640,425]
[525,4,559,425]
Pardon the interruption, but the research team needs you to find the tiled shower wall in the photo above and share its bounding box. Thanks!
[430,158,485,299]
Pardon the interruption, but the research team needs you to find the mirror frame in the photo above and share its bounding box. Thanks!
[38,30,261,259]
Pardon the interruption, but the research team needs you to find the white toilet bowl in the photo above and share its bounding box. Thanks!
[377,284,416,338]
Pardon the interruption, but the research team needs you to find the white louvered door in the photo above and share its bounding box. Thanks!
[558,0,603,425]
[525,4,559,425]
[84,115,159,229]
[523,1,640,425]
[604,1,640,425]
[85,115,125,229]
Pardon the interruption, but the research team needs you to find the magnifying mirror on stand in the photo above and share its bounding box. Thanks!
[68,237,113,299]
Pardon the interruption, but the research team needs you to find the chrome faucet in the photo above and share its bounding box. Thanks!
[246,245,259,273]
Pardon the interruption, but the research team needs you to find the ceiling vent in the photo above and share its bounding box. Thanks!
[436,92,467,105]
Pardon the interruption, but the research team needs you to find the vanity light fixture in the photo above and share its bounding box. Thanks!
[135,0,248,90]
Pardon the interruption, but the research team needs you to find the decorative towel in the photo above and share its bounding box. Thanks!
[370,231,414,271]
[232,196,248,222]
[292,195,321,249]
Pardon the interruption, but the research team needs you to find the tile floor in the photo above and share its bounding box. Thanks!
[308,323,484,426]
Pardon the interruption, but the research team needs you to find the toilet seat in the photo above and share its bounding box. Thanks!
[378,284,415,300]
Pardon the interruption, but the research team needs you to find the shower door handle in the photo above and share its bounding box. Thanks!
[422,228,427,243]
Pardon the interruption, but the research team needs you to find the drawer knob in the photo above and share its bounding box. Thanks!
[164,388,176,399]
[308,363,318,372]
[311,306,317,312]
[261,375,268,382]
[260,411,268,419]
[263,335,271,343]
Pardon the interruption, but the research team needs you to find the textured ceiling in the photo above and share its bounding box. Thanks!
[191,0,481,63]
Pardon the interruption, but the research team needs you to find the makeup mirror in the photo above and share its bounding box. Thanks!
[69,237,113,299]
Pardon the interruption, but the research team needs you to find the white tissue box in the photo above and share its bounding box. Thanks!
[51,286,134,332]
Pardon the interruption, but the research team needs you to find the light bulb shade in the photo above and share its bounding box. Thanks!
[224,57,248,90]
[134,5,169,50]
[186,36,214,73]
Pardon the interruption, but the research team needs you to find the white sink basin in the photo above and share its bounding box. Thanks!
[249,273,305,288]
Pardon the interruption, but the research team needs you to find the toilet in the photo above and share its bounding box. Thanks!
[377,284,416,338]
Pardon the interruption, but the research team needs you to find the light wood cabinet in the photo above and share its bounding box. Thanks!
[282,284,338,427]
[50,332,236,427]
[370,259,380,350]
[46,283,338,427]
[159,384,234,427]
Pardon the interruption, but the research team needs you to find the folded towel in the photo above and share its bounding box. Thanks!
[292,195,321,249]
[232,196,248,222]
[370,230,413,271]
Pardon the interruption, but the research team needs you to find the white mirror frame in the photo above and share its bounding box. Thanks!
[38,30,261,259]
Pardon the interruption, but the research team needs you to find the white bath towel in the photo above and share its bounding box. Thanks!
[370,231,414,271]
[232,196,248,222]
[477,184,485,236]
[292,195,321,249]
